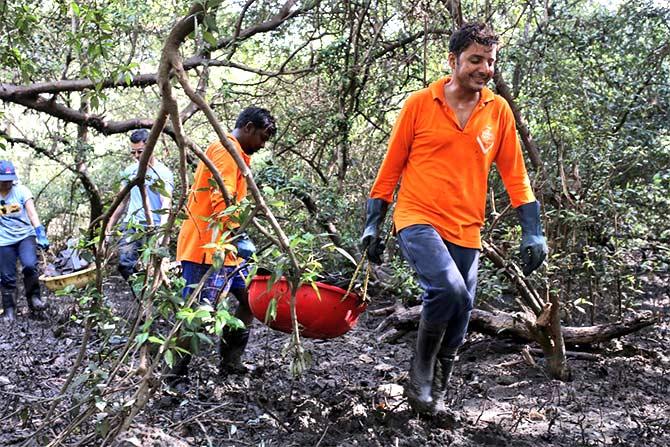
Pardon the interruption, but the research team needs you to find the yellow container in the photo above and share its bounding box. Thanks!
[40,265,98,291]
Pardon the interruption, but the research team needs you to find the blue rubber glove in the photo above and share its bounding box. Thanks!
[516,201,548,275]
[235,233,256,259]
[35,225,50,250]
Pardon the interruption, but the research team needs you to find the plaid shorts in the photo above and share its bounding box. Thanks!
[181,260,250,303]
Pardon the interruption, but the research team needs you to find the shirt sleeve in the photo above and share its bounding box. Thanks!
[494,99,536,208]
[162,166,174,196]
[120,165,134,188]
[156,164,174,198]
[369,94,418,202]
[18,185,34,205]
[208,143,239,215]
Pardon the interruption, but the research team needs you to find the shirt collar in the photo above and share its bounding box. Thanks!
[430,76,495,105]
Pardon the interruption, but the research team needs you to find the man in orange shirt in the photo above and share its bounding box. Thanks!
[361,23,547,417]
[169,107,276,385]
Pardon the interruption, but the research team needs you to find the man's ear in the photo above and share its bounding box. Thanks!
[243,122,256,134]
[448,52,457,70]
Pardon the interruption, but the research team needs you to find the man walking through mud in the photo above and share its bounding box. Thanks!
[168,106,277,386]
[360,22,547,418]
[107,129,174,281]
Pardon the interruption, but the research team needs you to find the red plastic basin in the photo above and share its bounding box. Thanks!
[248,275,367,339]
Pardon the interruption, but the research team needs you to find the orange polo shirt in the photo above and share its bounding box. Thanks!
[177,135,251,265]
[370,77,535,249]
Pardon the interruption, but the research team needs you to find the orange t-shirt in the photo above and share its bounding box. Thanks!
[177,135,251,265]
[370,77,535,249]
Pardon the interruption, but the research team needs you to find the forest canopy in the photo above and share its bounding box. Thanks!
[2,0,668,307]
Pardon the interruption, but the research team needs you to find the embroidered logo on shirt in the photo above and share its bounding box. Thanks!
[477,125,495,154]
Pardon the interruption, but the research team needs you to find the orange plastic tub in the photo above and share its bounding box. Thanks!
[248,275,366,339]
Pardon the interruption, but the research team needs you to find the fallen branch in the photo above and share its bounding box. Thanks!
[376,305,658,346]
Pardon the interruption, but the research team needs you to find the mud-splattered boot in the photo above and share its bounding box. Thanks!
[218,327,250,375]
[2,291,16,321]
[27,294,46,312]
[24,267,46,312]
[405,319,447,414]
[164,354,192,393]
[431,345,461,427]
[432,346,457,414]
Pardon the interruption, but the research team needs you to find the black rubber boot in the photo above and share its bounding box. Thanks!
[24,267,46,312]
[118,265,135,281]
[27,294,46,312]
[219,327,250,375]
[406,319,447,414]
[432,346,458,415]
[2,291,16,321]
[164,353,192,392]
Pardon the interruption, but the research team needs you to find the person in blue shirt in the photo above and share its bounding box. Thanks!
[0,160,50,321]
[106,129,174,280]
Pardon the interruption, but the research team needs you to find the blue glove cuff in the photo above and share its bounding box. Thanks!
[516,201,543,237]
[35,225,47,238]
[521,234,546,247]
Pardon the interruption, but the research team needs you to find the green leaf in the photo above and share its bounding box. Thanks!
[148,336,164,345]
[202,31,217,47]
[323,243,357,267]
[193,309,211,320]
[196,332,214,345]
[208,0,225,9]
[265,297,278,323]
[164,349,174,367]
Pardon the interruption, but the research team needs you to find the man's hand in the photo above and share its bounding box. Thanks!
[34,225,50,250]
[520,234,547,275]
[516,201,548,275]
[235,233,256,259]
[359,198,389,265]
[361,235,386,265]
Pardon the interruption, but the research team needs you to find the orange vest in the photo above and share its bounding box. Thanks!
[370,77,535,249]
[177,135,251,265]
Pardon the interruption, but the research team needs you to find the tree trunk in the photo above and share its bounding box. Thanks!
[376,305,657,347]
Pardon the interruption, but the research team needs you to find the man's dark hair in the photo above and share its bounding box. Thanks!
[130,129,149,143]
[235,107,277,137]
[449,22,498,57]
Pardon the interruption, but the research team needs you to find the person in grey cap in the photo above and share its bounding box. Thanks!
[0,160,49,321]
[106,129,174,280]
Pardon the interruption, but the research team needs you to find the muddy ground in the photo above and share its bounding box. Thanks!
[0,272,668,447]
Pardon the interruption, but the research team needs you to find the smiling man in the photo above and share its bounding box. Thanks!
[360,23,548,417]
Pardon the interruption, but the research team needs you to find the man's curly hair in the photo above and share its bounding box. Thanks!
[448,22,498,57]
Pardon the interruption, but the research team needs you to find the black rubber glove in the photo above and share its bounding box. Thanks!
[360,198,389,264]
[516,201,548,275]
